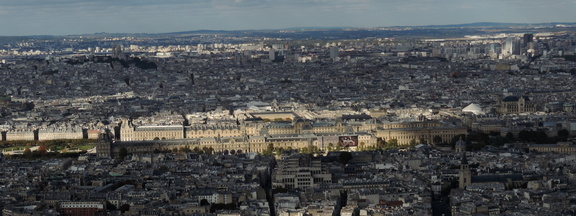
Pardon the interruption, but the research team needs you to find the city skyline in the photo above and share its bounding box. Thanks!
[2,0,576,36]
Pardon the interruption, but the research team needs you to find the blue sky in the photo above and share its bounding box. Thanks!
[2,0,576,36]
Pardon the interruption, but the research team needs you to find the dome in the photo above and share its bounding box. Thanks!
[455,139,466,146]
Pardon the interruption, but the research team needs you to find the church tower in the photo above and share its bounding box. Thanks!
[459,152,472,189]
[96,129,113,158]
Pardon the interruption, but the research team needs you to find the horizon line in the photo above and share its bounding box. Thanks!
[2,21,576,37]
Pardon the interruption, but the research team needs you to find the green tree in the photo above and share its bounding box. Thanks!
[106,201,117,211]
[518,130,549,143]
[518,130,531,142]
[359,142,365,151]
[193,146,200,153]
[327,143,334,152]
[200,199,210,206]
[386,139,398,149]
[336,142,342,151]
[263,143,275,155]
[505,132,514,141]
[376,138,386,149]
[119,204,130,213]
[432,136,442,144]
[310,146,319,154]
[558,129,570,140]
[23,148,31,156]
[119,147,128,160]
[178,145,190,153]
[202,146,209,154]
[488,135,506,147]
[276,147,285,154]
[300,147,310,154]
[419,138,427,145]
[409,139,417,148]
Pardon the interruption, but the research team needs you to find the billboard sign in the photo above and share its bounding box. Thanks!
[339,136,358,147]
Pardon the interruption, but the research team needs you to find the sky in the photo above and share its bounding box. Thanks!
[2,0,576,36]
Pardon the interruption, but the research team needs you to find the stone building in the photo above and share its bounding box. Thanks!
[497,96,537,114]
[98,118,465,155]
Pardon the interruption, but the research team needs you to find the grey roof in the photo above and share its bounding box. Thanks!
[472,174,523,183]
[502,96,530,102]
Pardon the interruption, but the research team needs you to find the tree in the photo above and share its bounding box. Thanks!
[518,130,549,143]
[386,139,398,149]
[182,146,192,153]
[327,143,334,152]
[300,147,310,154]
[119,147,128,160]
[310,146,319,154]
[119,204,130,213]
[376,138,386,149]
[37,145,47,154]
[558,129,570,138]
[336,142,342,151]
[419,138,427,145]
[488,135,506,147]
[339,152,353,165]
[518,130,532,142]
[106,201,117,211]
[23,148,31,156]
[274,147,284,154]
[433,136,443,144]
[359,142,365,151]
[200,199,210,206]
[263,143,275,156]
[409,139,417,148]
[505,132,514,141]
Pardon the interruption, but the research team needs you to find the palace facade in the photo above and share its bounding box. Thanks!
[107,118,467,157]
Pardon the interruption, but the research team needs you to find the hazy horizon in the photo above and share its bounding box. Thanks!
[3,0,576,36]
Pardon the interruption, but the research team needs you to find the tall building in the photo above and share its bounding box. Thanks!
[329,46,339,61]
[96,130,113,158]
[269,48,276,61]
[458,153,472,189]
[523,34,534,47]
[503,37,520,55]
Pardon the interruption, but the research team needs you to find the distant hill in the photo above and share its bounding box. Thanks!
[160,22,576,35]
[3,22,576,38]
[413,22,576,28]
[162,30,234,35]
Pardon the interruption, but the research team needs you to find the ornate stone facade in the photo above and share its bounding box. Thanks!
[497,96,537,114]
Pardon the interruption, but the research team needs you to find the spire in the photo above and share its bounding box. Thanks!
[461,151,468,165]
